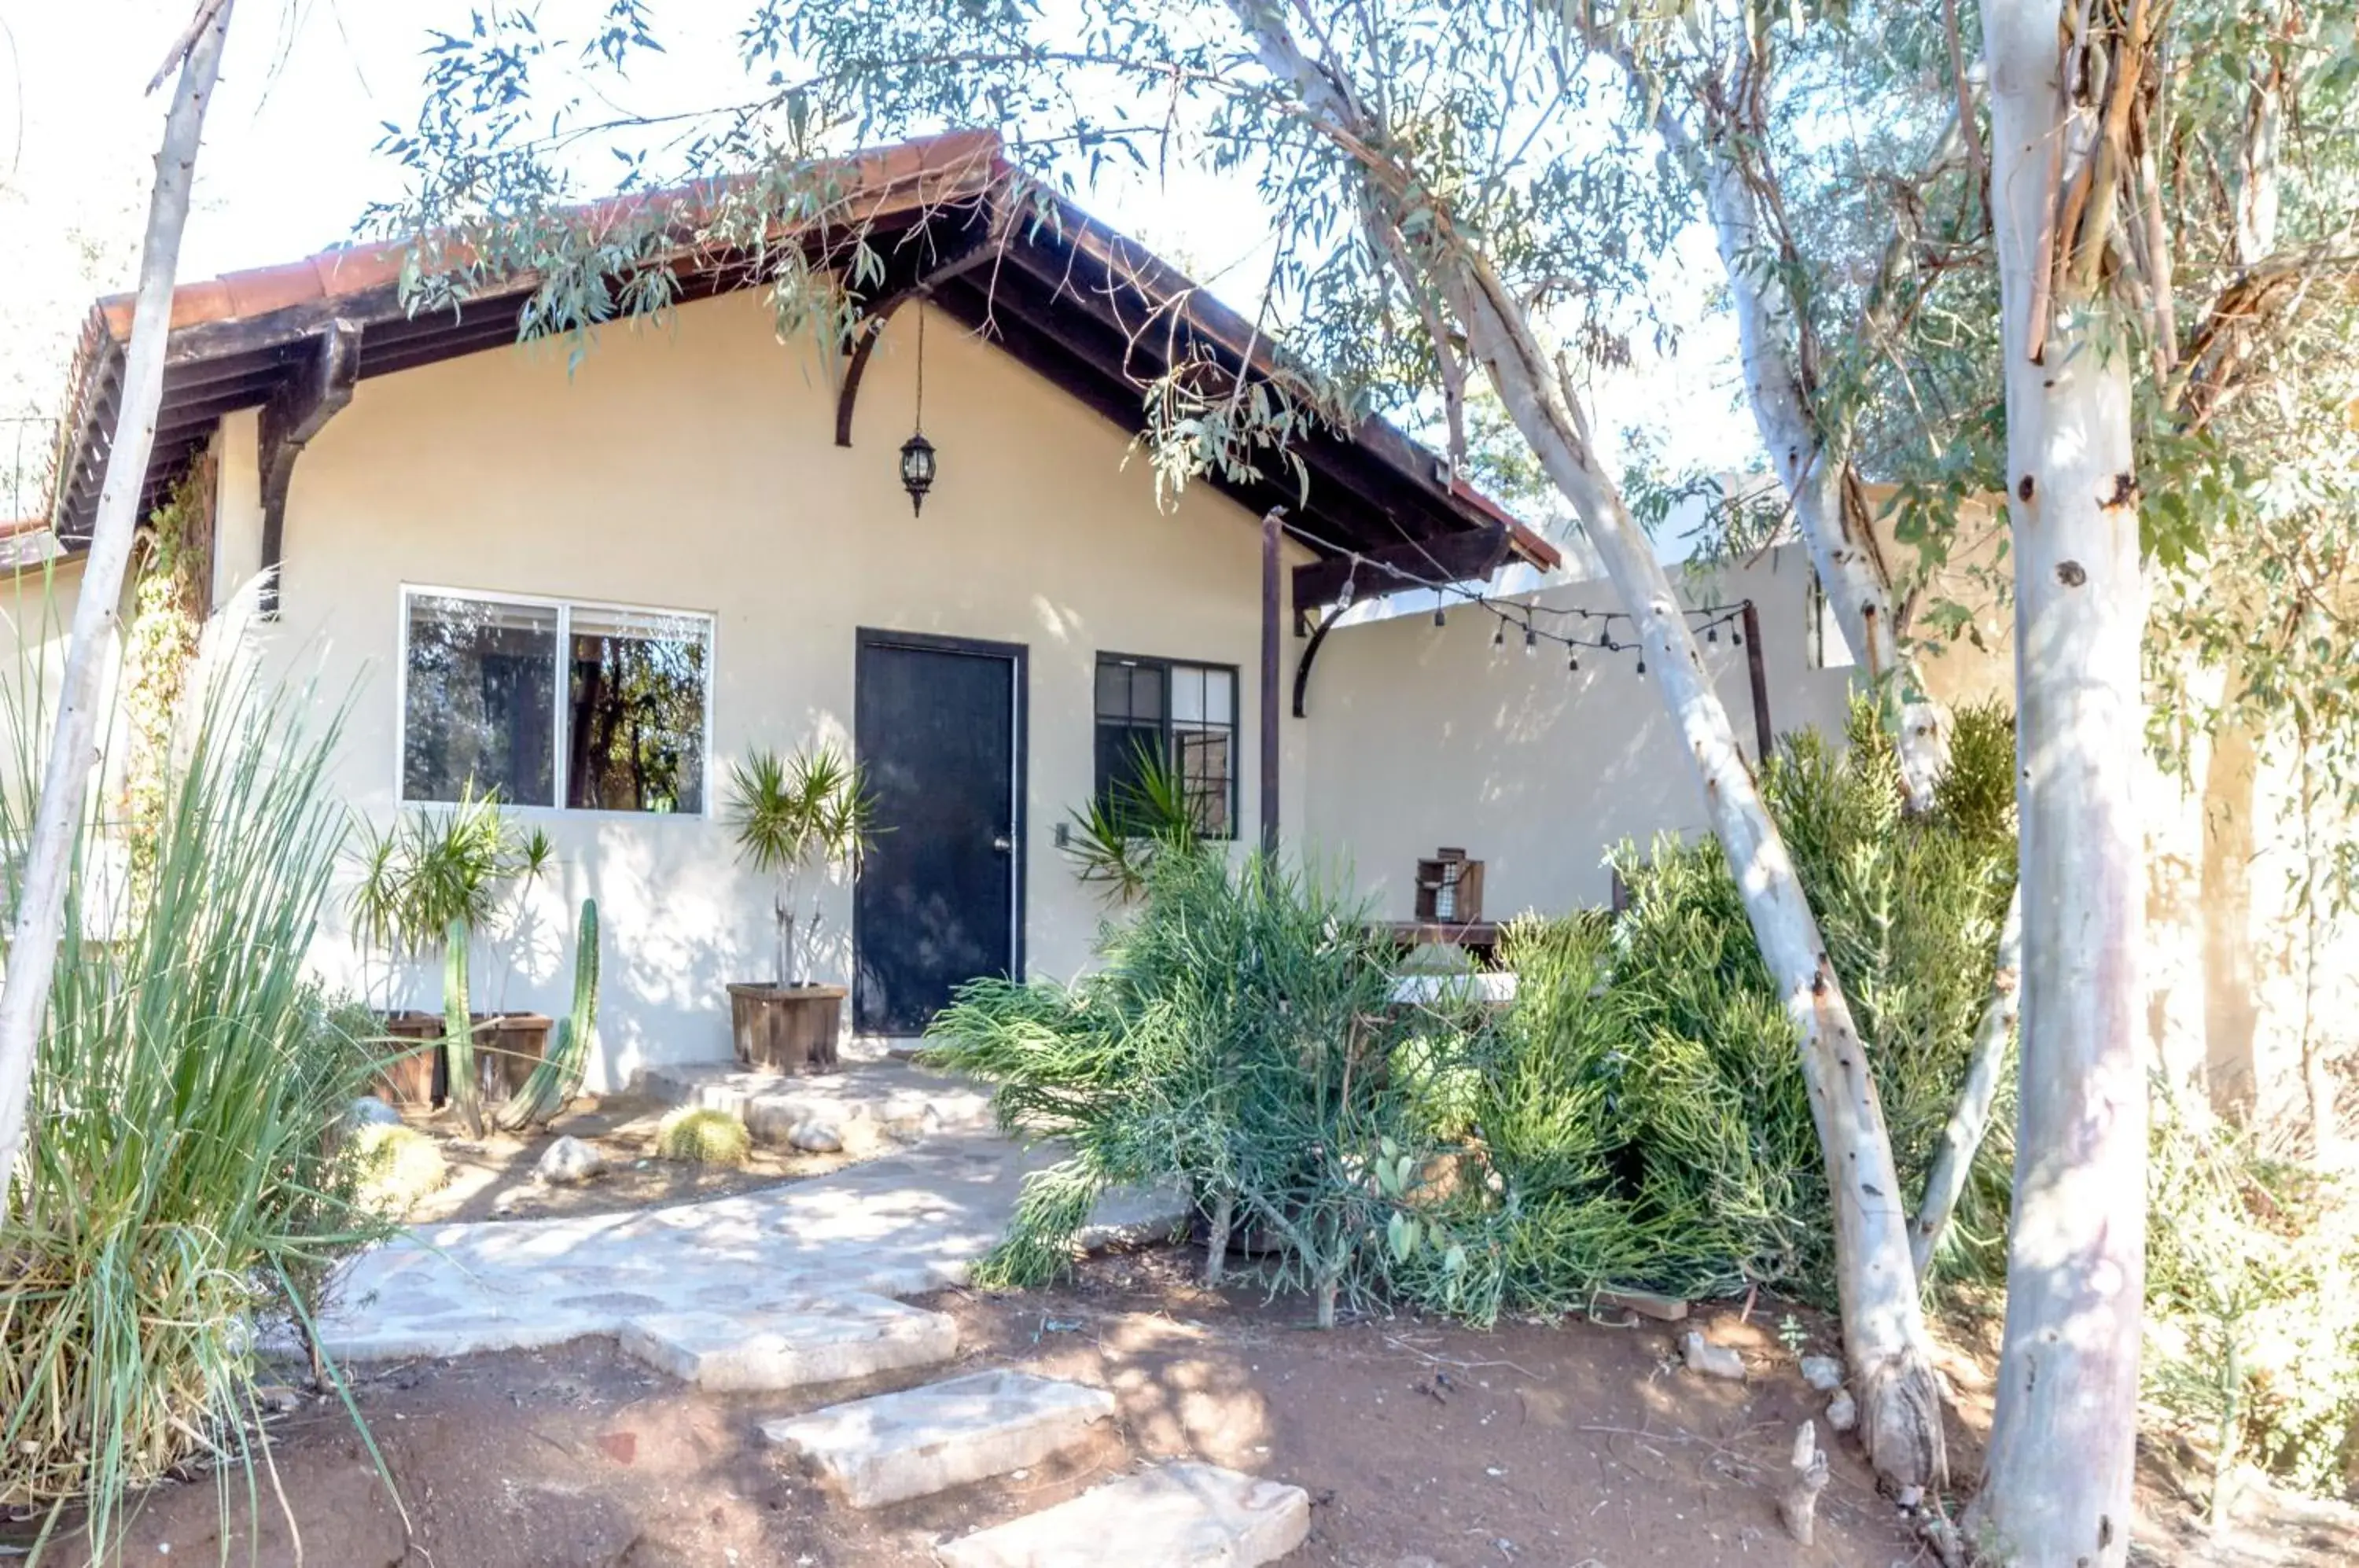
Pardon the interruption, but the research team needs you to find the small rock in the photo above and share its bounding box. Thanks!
[789,1119,845,1154]
[1799,1354,1844,1392]
[1681,1329,1746,1381]
[343,1097,402,1133]
[535,1135,605,1185]
[1827,1387,1858,1432]
[885,1107,942,1142]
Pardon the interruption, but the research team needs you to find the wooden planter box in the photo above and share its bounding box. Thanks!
[479,1012,553,1099]
[371,1010,553,1106]
[375,1011,447,1107]
[727,983,845,1075]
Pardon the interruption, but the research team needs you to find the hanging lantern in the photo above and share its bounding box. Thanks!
[899,431,937,516]
[899,302,937,516]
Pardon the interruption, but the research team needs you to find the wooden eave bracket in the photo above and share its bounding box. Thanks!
[834,237,1000,447]
[1290,524,1514,718]
[256,318,360,618]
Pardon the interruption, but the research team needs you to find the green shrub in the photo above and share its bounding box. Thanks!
[0,675,391,1551]
[2144,1082,2359,1510]
[656,1106,752,1166]
[346,1124,451,1216]
[929,849,1422,1323]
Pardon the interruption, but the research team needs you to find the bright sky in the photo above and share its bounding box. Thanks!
[0,0,1756,532]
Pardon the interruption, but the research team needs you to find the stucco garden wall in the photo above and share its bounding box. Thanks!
[1302,545,1859,918]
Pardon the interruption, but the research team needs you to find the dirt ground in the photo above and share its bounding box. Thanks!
[399,1094,880,1224]
[44,1246,2358,1568]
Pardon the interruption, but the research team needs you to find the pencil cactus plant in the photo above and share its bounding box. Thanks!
[496,898,601,1132]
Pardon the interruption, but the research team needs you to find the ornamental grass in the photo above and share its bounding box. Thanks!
[0,667,392,1556]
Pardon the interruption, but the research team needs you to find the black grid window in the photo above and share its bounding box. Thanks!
[1093,654,1237,839]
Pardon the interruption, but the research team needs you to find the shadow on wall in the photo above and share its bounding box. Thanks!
[1301,545,1859,922]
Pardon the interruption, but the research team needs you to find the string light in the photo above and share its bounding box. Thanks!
[1291,520,1749,679]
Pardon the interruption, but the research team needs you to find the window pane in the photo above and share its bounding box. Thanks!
[403,594,558,804]
[1203,667,1233,726]
[1176,729,1231,837]
[566,608,709,812]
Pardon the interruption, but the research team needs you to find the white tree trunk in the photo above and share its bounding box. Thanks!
[1661,103,1952,811]
[1968,3,2151,1561]
[1912,885,2022,1278]
[1448,259,1945,1490]
[1227,0,1949,1490]
[0,1,234,1202]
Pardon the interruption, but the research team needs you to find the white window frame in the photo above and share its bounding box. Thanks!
[396,583,718,817]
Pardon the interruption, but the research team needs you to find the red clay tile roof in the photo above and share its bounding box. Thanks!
[48,126,1555,577]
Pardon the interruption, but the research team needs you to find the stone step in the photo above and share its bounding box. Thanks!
[617,1294,958,1393]
[760,1369,1115,1508]
[635,1059,995,1147]
[936,1462,1311,1568]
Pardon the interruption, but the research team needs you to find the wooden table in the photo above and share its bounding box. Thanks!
[1373,920,1503,967]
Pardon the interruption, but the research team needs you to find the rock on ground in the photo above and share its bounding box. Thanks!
[1799,1354,1844,1392]
[536,1135,606,1185]
[1681,1330,1746,1381]
[789,1119,845,1153]
[344,1097,403,1132]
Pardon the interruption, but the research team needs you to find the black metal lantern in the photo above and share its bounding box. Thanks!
[899,430,937,515]
[899,302,937,516]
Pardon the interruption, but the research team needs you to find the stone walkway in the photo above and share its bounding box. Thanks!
[315,1129,1183,1363]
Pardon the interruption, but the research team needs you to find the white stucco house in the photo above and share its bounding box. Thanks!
[21,131,1860,1091]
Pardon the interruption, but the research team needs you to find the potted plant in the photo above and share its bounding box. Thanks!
[346,786,554,1117]
[723,744,877,1073]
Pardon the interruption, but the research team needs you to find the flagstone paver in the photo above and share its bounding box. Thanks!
[759,1370,1116,1507]
[934,1463,1311,1568]
[617,1294,959,1391]
[312,1129,1183,1362]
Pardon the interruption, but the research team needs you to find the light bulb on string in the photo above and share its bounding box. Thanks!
[1492,619,1507,651]
[1567,648,1580,672]
[1523,624,1537,657]
[1336,569,1357,613]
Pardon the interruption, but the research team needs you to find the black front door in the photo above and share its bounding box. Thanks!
[853,631,1025,1034]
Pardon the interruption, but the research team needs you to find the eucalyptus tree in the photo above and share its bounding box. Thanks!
[374,0,1952,1487]
[0,0,237,1206]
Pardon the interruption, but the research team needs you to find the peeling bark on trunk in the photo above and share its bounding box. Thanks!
[0,2,234,1202]
[1967,4,2151,1560]
[1226,0,1949,1491]
[1912,887,2022,1278]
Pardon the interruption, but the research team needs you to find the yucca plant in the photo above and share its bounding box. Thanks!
[0,667,396,1557]
[344,787,554,1127]
[724,744,877,987]
[1062,738,1199,903]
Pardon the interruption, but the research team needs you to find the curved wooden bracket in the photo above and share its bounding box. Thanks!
[1291,600,1348,719]
[833,240,999,447]
[257,318,361,618]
